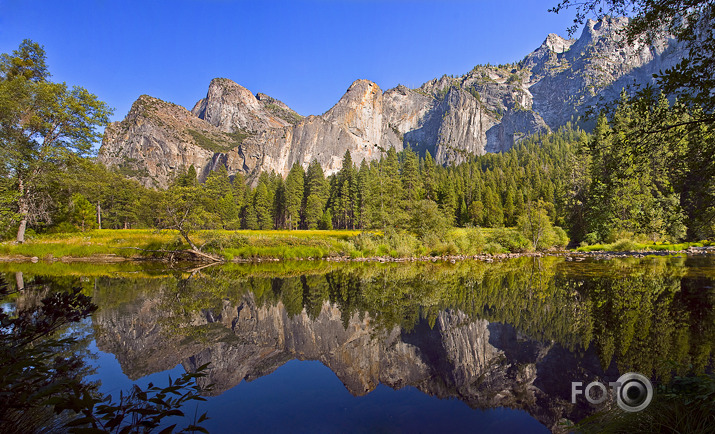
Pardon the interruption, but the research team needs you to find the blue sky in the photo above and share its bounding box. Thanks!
[1,0,579,122]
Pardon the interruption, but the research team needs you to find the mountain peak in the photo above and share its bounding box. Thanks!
[347,79,379,92]
[100,17,681,188]
[192,78,294,133]
[542,33,574,54]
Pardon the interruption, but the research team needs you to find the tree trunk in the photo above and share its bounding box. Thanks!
[16,215,27,243]
[97,202,102,229]
[15,271,24,291]
[179,229,222,262]
[16,176,28,244]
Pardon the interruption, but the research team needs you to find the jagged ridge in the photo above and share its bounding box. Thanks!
[98,17,681,187]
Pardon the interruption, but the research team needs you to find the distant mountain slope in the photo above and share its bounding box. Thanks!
[98,17,681,187]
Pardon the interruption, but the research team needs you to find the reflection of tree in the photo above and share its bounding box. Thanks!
[0,280,97,432]
[0,273,214,433]
[572,258,714,380]
[71,257,715,380]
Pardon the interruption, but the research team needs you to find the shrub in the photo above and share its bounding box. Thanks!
[447,227,485,254]
[551,226,570,249]
[421,232,443,249]
[431,241,458,256]
[383,229,422,257]
[610,239,639,251]
[335,240,356,256]
[47,222,80,234]
[350,232,380,254]
[409,200,449,240]
[487,228,529,252]
[483,242,507,254]
[584,232,600,245]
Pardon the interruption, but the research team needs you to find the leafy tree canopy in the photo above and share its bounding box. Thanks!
[0,40,112,243]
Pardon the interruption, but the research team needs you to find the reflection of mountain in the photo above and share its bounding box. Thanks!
[94,291,615,432]
[88,257,714,432]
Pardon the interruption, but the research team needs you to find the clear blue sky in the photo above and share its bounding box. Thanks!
[0,0,579,122]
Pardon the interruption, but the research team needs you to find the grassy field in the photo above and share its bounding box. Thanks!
[0,229,370,261]
[0,227,528,261]
[576,239,713,252]
[1,229,708,262]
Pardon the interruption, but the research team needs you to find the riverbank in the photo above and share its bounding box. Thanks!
[0,228,712,263]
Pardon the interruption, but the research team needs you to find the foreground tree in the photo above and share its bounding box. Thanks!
[157,169,223,262]
[518,200,555,250]
[0,40,111,243]
[0,279,210,433]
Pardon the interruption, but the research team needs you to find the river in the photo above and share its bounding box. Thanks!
[2,255,713,432]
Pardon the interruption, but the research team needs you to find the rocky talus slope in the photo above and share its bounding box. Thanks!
[98,17,680,187]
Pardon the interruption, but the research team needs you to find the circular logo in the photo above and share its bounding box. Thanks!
[616,372,653,412]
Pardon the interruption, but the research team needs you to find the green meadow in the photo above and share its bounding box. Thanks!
[0,228,709,262]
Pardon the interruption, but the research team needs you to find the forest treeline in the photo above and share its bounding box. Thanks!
[4,100,713,248]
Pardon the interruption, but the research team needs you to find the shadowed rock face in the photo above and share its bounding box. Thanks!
[94,292,617,432]
[98,17,681,187]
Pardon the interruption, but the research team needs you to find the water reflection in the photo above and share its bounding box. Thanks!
[4,256,714,431]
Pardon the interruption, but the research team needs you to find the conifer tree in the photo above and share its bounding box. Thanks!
[254,181,273,230]
[382,147,406,228]
[401,145,422,212]
[483,186,504,227]
[421,151,438,201]
[285,162,305,230]
[356,160,371,229]
[335,150,357,229]
[304,160,328,229]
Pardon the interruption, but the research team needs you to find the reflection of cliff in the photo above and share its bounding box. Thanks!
[94,292,613,432]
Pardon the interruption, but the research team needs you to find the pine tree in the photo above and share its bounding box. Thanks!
[468,200,484,226]
[204,167,237,229]
[70,193,95,232]
[273,177,287,229]
[382,147,406,228]
[335,151,357,229]
[285,162,305,230]
[439,176,457,226]
[421,151,438,201]
[401,145,422,212]
[254,182,272,230]
[304,160,328,229]
[504,190,515,226]
[483,186,504,227]
[356,160,371,229]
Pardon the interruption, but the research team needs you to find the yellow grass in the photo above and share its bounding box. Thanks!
[0,229,367,261]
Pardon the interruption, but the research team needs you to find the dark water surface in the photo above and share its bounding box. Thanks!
[2,256,714,432]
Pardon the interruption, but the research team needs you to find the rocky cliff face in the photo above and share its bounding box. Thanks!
[98,95,253,189]
[94,291,615,432]
[191,78,301,133]
[525,17,677,129]
[98,17,681,187]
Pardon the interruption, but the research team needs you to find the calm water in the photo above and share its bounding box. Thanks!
[3,256,714,432]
